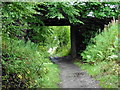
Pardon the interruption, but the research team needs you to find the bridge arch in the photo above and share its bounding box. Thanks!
[42,17,112,58]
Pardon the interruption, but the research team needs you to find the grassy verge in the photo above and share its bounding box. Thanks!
[41,63,60,88]
[75,61,119,88]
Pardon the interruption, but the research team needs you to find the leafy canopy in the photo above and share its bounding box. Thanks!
[2,2,119,40]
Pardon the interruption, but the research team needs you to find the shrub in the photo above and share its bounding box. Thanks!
[2,35,59,88]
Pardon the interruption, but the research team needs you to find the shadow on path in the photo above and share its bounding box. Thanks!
[50,56,101,88]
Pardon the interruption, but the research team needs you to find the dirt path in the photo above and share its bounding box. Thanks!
[57,60,101,88]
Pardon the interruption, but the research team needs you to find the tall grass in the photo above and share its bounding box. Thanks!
[2,34,60,88]
[81,20,118,64]
[75,20,119,88]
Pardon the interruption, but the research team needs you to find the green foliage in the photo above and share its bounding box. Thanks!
[41,2,83,24]
[38,26,71,57]
[2,35,60,88]
[2,1,119,88]
[2,2,43,39]
[75,20,119,88]
[2,2,71,88]
[88,2,119,18]
[81,21,118,63]
[41,63,60,88]
[72,2,119,18]
[37,2,119,24]
[75,61,119,88]
[27,26,71,57]
[2,2,119,40]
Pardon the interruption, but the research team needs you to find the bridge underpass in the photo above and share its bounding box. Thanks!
[43,17,112,59]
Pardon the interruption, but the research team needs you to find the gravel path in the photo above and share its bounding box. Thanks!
[57,60,101,88]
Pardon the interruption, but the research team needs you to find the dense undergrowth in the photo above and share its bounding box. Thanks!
[2,34,60,88]
[2,2,71,87]
[75,20,119,88]
[2,25,70,88]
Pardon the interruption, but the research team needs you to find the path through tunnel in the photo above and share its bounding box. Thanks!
[43,17,112,62]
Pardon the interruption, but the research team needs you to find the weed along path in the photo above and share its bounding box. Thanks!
[50,57,100,88]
